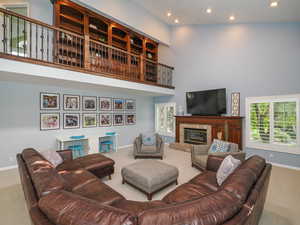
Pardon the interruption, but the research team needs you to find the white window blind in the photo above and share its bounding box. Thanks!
[155,103,176,137]
[246,95,300,154]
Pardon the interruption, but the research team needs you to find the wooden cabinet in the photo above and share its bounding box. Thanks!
[175,116,244,150]
[52,0,159,79]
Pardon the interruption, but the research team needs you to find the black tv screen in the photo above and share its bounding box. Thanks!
[186,88,226,116]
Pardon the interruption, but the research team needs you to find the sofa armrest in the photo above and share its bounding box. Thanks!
[192,145,209,156]
[206,152,246,172]
[133,137,142,156]
[57,149,73,162]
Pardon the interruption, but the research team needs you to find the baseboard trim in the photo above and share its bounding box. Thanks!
[0,165,17,171]
[118,144,133,150]
[269,162,300,171]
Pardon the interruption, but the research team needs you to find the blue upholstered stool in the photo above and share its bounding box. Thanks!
[69,135,85,159]
[99,132,116,153]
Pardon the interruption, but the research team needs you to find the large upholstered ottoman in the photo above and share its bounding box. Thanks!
[121,160,179,200]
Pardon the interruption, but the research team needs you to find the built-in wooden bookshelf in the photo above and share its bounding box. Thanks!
[52,0,160,82]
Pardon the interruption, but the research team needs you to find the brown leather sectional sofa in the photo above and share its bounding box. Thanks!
[17,148,271,225]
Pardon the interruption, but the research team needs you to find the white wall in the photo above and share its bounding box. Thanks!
[0,0,53,24]
[0,80,155,168]
[156,23,300,167]
[76,0,171,45]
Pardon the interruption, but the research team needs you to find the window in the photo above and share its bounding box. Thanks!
[155,103,176,137]
[1,4,29,56]
[246,95,300,154]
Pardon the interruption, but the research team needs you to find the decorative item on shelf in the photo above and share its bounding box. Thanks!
[99,97,112,111]
[82,113,97,128]
[231,92,240,116]
[82,96,97,111]
[69,135,85,158]
[63,94,80,111]
[40,92,60,110]
[177,105,184,116]
[113,114,124,126]
[147,53,153,59]
[113,98,125,111]
[125,99,136,111]
[99,36,106,43]
[40,113,60,131]
[125,114,136,125]
[99,113,112,127]
[89,24,97,29]
[130,39,134,44]
[63,113,80,129]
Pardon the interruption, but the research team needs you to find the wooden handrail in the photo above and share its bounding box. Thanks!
[0,7,174,89]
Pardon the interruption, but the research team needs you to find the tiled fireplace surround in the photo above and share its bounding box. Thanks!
[179,123,212,146]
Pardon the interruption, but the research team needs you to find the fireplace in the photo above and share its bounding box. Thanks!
[184,128,207,145]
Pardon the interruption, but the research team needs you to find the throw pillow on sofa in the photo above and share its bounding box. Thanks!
[142,133,156,146]
[216,155,241,186]
[41,150,63,167]
[209,139,230,153]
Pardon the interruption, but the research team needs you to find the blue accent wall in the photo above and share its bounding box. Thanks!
[156,23,300,168]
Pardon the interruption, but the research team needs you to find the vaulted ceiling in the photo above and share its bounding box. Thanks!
[131,0,300,25]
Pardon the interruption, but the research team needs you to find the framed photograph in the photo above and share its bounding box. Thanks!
[99,113,112,127]
[82,113,97,128]
[99,97,112,111]
[231,92,240,116]
[113,98,125,111]
[125,114,136,125]
[40,92,60,110]
[125,99,136,111]
[63,94,80,111]
[82,96,97,111]
[113,114,124,126]
[63,113,80,129]
[40,113,60,131]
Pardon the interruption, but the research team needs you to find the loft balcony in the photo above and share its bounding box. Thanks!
[0,8,174,95]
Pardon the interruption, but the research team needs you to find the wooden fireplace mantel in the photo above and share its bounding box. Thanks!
[175,116,244,149]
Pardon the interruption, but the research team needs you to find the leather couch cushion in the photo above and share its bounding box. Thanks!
[72,178,125,205]
[113,200,167,214]
[221,156,266,202]
[139,190,242,225]
[22,148,64,198]
[162,183,215,204]
[39,190,136,225]
[56,153,114,172]
[189,170,219,191]
[58,169,97,191]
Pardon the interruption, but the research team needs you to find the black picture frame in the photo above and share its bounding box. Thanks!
[99,97,112,111]
[40,92,60,110]
[82,113,97,128]
[125,99,136,111]
[113,98,125,111]
[63,94,80,111]
[125,113,136,125]
[113,113,124,126]
[63,113,80,129]
[40,113,60,131]
[99,113,112,127]
[82,96,97,111]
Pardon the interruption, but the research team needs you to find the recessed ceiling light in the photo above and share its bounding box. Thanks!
[206,8,212,14]
[174,19,179,24]
[229,16,235,21]
[167,12,172,17]
[270,1,278,7]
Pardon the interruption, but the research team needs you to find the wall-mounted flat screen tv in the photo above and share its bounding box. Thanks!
[186,88,226,116]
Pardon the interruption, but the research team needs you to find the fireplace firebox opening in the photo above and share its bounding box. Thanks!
[184,128,207,145]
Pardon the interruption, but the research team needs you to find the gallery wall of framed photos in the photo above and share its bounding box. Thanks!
[40,92,136,131]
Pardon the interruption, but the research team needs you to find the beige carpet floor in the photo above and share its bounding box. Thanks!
[0,146,299,225]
